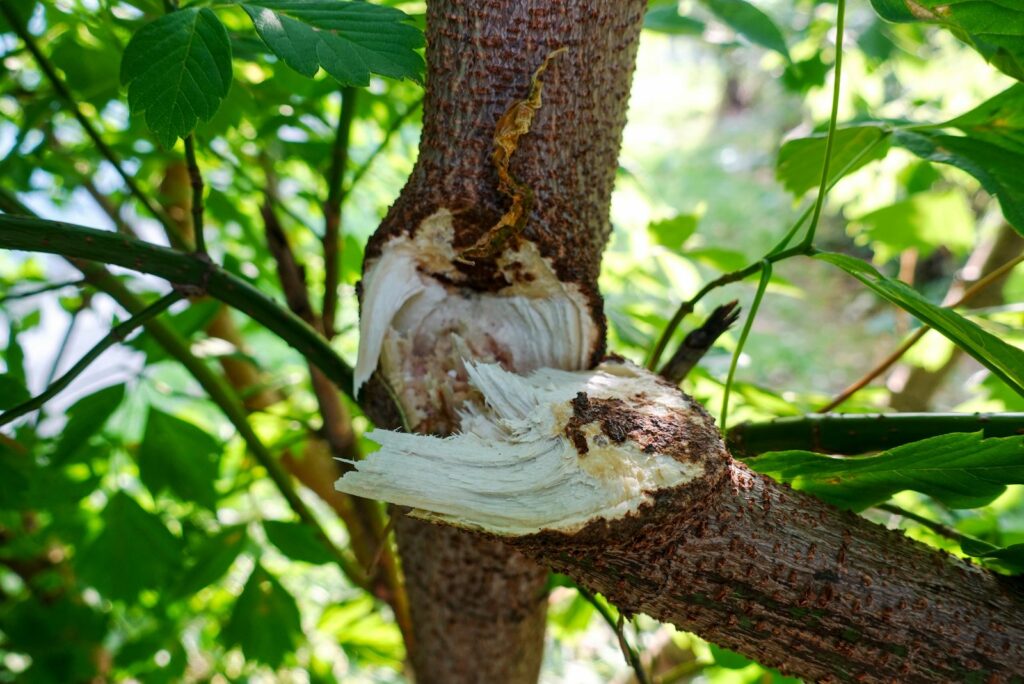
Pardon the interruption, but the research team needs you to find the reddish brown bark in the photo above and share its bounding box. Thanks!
[514,460,1024,683]
[359,1,647,681]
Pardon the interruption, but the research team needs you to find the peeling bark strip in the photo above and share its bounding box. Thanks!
[340,362,1024,683]
[354,1,647,682]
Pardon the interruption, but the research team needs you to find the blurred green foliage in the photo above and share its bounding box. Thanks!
[1,0,1023,681]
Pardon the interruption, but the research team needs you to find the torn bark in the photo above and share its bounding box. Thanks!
[339,361,1024,683]
[355,1,647,681]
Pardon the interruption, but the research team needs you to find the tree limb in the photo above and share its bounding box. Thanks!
[338,360,1024,682]
[0,213,355,398]
[726,412,1024,458]
[322,87,357,338]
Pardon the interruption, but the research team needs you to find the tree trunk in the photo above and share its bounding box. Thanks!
[339,361,1024,683]
[355,1,647,681]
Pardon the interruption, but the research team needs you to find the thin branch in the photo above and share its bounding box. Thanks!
[0,292,183,427]
[874,503,968,545]
[726,411,1024,458]
[797,0,846,251]
[322,87,358,338]
[183,135,207,255]
[658,301,740,384]
[345,95,423,193]
[721,262,771,431]
[0,4,182,247]
[0,214,356,399]
[818,251,1024,412]
[0,279,84,305]
[576,585,651,684]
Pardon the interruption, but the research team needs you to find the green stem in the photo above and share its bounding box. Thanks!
[720,261,771,431]
[0,279,84,305]
[0,3,184,249]
[183,134,207,255]
[798,0,846,251]
[576,585,650,684]
[727,412,1024,458]
[322,87,358,338]
[0,292,183,427]
[0,214,355,399]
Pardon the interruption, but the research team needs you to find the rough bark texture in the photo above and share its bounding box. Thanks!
[359,1,647,681]
[514,462,1024,683]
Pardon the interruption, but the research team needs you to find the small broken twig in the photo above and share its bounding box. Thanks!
[658,301,740,384]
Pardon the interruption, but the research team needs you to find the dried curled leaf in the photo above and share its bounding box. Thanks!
[460,47,567,261]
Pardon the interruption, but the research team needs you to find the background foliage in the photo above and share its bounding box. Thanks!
[1,0,1023,681]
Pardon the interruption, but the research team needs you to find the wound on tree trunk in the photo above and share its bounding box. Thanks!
[354,1,647,682]
[339,361,1024,683]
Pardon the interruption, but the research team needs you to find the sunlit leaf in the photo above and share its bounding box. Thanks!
[644,6,705,35]
[961,538,1024,574]
[870,0,1024,81]
[263,519,334,565]
[139,407,221,509]
[746,432,1024,510]
[50,383,125,465]
[121,8,233,147]
[0,372,29,409]
[777,125,892,196]
[175,525,249,596]
[223,564,303,667]
[893,129,1024,235]
[818,252,1024,398]
[851,189,975,261]
[242,0,424,85]
[701,0,790,60]
[648,214,699,251]
[77,492,183,601]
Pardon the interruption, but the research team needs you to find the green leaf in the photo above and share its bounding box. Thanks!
[50,384,126,465]
[893,129,1024,235]
[0,372,30,409]
[746,432,1024,510]
[76,492,183,601]
[777,125,892,196]
[223,564,303,667]
[851,189,975,261]
[138,408,221,509]
[241,0,424,86]
[644,6,706,35]
[263,519,334,565]
[960,539,1024,574]
[319,594,404,667]
[121,8,233,147]
[869,0,1024,81]
[819,252,1024,397]
[648,214,700,251]
[0,451,30,509]
[175,525,249,596]
[944,83,1024,154]
[701,0,790,60]
[4,320,25,384]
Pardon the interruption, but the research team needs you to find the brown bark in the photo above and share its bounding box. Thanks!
[515,467,1024,683]
[359,1,647,681]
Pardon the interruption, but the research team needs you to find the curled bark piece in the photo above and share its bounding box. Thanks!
[340,362,1024,683]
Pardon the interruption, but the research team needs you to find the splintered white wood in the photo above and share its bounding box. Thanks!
[336,361,705,536]
[353,215,597,397]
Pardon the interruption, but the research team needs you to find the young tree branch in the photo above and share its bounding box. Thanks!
[0,214,355,398]
[658,301,739,384]
[726,412,1024,458]
[182,135,207,256]
[0,291,183,427]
